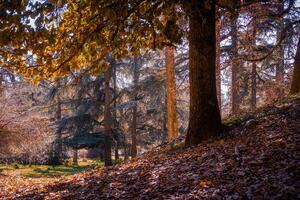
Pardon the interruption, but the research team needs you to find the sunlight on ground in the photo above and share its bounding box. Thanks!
[0,159,103,179]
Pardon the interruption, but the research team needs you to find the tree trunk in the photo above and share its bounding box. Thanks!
[112,63,119,160]
[124,138,129,161]
[104,67,112,166]
[251,62,257,110]
[53,80,63,165]
[290,36,300,94]
[0,72,3,96]
[72,149,78,166]
[131,57,140,158]
[276,4,285,97]
[231,12,240,114]
[165,46,178,141]
[216,17,221,111]
[251,20,257,110]
[185,0,222,146]
[161,97,167,143]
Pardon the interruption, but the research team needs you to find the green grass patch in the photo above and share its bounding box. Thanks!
[0,159,103,178]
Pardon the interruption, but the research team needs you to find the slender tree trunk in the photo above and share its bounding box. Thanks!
[251,20,257,110]
[216,17,221,111]
[290,36,300,94]
[185,0,221,146]
[131,57,139,158]
[112,63,119,160]
[161,97,167,143]
[276,4,285,97]
[72,149,78,166]
[165,46,178,141]
[53,95,63,164]
[104,67,112,166]
[231,12,240,114]
[0,72,3,97]
[251,63,257,109]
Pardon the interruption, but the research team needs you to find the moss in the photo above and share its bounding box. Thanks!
[223,114,243,126]
[170,141,185,151]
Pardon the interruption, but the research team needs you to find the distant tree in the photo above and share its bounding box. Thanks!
[104,64,113,166]
[290,36,300,94]
[131,57,140,158]
[231,10,241,114]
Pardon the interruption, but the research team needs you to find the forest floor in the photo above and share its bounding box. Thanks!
[1,96,299,200]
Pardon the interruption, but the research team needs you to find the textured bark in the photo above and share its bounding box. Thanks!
[0,72,3,97]
[165,46,178,141]
[185,0,222,146]
[231,12,240,114]
[276,4,285,97]
[290,37,300,94]
[112,64,119,160]
[72,149,78,166]
[251,62,257,110]
[104,67,112,166]
[216,18,221,110]
[52,90,63,165]
[251,21,257,110]
[131,57,140,158]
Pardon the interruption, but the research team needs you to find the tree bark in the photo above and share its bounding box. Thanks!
[165,46,178,141]
[112,63,119,160]
[0,71,3,96]
[231,12,240,114]
[251,19,257,110]
[53,80,63,165]
[276,3,285,97]
[290,36,300,94]
[216,17,222,111]
[131,57,140,158]
[185,0,222,146]
[72,149,78,166]
[104,67,112,166]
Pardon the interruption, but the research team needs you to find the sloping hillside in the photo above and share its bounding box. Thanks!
[1,96,300,200]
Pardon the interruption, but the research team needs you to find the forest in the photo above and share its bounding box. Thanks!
[0,0,299,199]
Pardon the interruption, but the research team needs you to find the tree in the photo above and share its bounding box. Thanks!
[184,0,221,146]
[231,10,240,114]
[165,46,178,141]
[251,17,257,110]
[290,36,300,94]
[104,63,113,166]
[131,57,140,158]
[216,17,222,110]
[275,3,286,97]
[3,0,257,147]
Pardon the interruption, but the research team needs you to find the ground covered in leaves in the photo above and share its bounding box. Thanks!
[1,96,299,200]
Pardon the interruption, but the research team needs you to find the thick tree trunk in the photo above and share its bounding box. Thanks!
[231,12,240,114]
[216,18,221,111]
[131,57,140,158]
[290,37,300,94]
[185,0,222,146]
[165,46,178,141]
[104,67,112,166]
